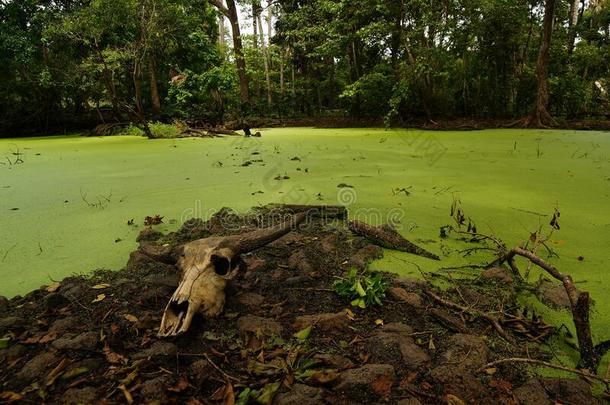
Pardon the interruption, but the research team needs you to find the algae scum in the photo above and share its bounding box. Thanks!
[1,128,609,338]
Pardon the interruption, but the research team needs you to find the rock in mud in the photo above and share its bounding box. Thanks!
[0,295,9,310]
[350,244,383,268]
[537,279,575,309]
[313,353,354,370]
[288,250,314,274]
[438,334,488,370]
[0,344,26,363]
[388,287,424,308]
[16,352,59,381]
[244,257,267,272]
[541,377,604,405]
[398,397,422,405]
[235,292,265,308]
[132,341,177,359]
[0,316,25,331]
[513,379,550,405]
[52,331,99,351]
[275,384,324,405]
[144,273,179,287]
[49,317,80,334]
[140,375,170,401]
[61,387,98,405]
[482,267,513,284]
[44,292,69,309]
[190,359,212,387]
[429,365,486,403]
[335,364,395,398]
[292,311,348,332]
[237,315,283,335]
[136,228,164,242]
[366,328,430,370]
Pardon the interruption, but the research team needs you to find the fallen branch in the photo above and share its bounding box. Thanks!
[497,246,608,371]
[347,220,439,260]
[424,288,513,342]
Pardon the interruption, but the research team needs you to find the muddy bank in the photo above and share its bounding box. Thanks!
[0,206,606,404]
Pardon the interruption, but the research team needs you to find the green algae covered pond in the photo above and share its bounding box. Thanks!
[1,127,610,370]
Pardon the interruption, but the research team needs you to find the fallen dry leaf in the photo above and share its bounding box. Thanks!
[0,391,23,404]
[445,394,467,405]
[92,294,106,303]
[104,344,128,365]
[91,283,110,290]
[123,314,139,323]
[168,376,190,393]
[46,282,61,293]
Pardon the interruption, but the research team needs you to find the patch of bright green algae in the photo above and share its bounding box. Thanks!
[1,128,609,373]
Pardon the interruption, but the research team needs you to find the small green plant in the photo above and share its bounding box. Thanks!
[332,268,389,308]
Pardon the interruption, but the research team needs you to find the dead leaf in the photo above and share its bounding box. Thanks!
[168,376,190,393]
[0,391,23,404]
[46,358,71,386]
[91,283,110,290]
[445,394,467,405]
[400,371,418,388]
[92,294,106,303]
[374,319,384,326]
[46,282,61,293]
[305,369,339,385]
[123,314,139,323]
[485,367,498,375]
[489,379,513,393]
[104,344,128,365]
[61,367,90,380]
[118,384,134,404]
[39,331,57,344]
[420,381,433,391]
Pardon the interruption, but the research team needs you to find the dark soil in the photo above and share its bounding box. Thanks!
[0,207,606,404]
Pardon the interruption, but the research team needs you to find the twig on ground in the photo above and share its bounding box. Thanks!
[177,352,239,382]
[424,288,513,342]
[478,358,610,387]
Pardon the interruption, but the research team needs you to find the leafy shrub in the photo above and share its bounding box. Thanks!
[117,122,180,139]
[332,268,389,308]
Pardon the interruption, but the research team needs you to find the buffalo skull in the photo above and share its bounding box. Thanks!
[158,211,308,337]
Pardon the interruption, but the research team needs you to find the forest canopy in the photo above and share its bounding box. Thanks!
[1,0,610,135]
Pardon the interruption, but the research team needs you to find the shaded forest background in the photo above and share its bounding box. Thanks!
[1,0,610,136]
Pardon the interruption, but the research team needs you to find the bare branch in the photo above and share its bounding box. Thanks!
[208,0,229,17]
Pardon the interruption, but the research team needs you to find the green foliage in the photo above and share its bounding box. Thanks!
[117,122,180,139]
[2,0,610,135]
[333,268,389,309]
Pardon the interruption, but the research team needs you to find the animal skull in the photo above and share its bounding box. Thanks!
[158,211,308,337]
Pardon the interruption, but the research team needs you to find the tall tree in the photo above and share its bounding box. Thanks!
[209,0,250,105]
[567,0,581,55]
[527,0,557,127]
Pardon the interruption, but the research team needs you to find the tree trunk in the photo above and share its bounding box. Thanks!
[133,60,144,120]
[218,14,225,46]
[253,4,261,100]
[210,0,249,105]
[527,0,557,128]
[257,12,272,106]
[567,0,580,55]
[148,54,161,117]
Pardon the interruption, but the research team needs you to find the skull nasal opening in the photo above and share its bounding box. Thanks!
[211,254,231,276]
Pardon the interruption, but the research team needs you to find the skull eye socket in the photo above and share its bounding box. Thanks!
[211,254,231,276]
